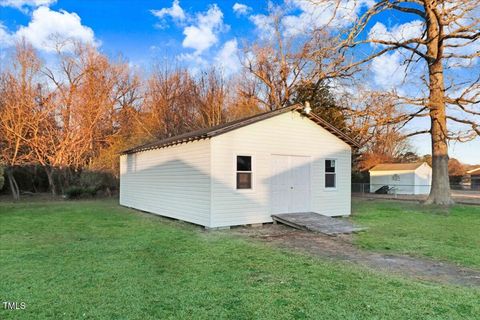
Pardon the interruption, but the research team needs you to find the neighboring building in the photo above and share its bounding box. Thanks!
[119,105,358,228]
[467,167,480,190]
[369,162,432,195]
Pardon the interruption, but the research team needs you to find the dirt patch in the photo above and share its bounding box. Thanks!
[230,224,480,287]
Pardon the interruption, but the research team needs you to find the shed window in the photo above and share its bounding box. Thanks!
[325,159,336,188]
[236,156,252,189]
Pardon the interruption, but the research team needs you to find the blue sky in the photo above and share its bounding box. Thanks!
[1,0,478,164]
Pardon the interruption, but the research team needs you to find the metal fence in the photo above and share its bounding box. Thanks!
[352,183,480,205]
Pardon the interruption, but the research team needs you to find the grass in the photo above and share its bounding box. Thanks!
[352,199,480,269]
[0,200,479,319]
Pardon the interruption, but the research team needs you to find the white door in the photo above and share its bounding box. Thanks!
[270,155,311,214]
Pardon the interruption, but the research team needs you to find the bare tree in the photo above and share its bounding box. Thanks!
[311,0,479,205]
[0,41,41,199]
[143,67,200,139]
[226,73,263,120]
[194,68,228,128]
[241,6,350,110]
[37,43,141,191]
[345,90,411,170]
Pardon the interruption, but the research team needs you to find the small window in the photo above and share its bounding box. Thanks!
[392,174,400,181]
[325,159,336,188]
[236,156,252,189]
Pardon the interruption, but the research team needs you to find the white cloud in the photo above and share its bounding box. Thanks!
[215,38,240,75]
[182,4,225,54]
[0,0,55,9]
[249,0,374,38]
[249,14,275,38]
[443,11,480,68]
[0,22,14,47]
[368,20,424,44]
[232,3,251,16]
[282,0,374,37]
[371,51,406,90]
[177,52,209,76]
[14,6,96,52]
[151,0,186,25]
[366,21,426,92]
[367,19,479,69]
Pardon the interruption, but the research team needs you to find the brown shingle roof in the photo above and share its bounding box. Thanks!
[369,162,428,172]
[121,105,359,155]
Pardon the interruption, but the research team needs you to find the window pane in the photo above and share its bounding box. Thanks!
[325,173,336,188]
[237,172,252,189]
[325,159,336,173]
[237,156,251,171]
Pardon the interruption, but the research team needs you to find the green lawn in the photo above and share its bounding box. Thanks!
[352,199,480,269]
[1,200,479,319]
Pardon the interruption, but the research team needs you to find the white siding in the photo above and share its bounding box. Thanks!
[120,139,211,226]
[370,171,415,194]
[370,163,432,195]
[414,163,432,194]
[210,111,351,228]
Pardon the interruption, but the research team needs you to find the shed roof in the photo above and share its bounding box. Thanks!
[369,162,428,172]
[121,105,359,155]
[467,167,480,175]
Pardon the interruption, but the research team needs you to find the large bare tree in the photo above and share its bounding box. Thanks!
[311,0,479,204]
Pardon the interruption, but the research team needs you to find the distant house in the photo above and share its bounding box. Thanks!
[369,162,432,195]
[119,105,359,229]
[467,167,480,190]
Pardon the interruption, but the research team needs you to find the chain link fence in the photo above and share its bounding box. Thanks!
[352,183,480,205]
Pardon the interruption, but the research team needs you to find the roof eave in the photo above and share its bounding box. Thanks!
[120,104,359,154]
[467,168,480,174]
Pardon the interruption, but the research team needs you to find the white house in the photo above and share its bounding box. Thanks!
[369,162,432,195]
[119,105,358,228]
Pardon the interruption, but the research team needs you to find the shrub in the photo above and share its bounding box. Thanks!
[79,171,117,193]
[64,186,99,199]
[84,187,97,197]
[64,186,85,199]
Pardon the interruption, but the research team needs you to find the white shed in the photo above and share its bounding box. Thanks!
[119,105,358,228]
[369,162,432,195]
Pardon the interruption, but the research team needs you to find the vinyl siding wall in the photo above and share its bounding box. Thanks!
[119,139,211,226]
[369,164,432,195]
[369,171,416,194]
[210,111,351,228]
[414,164,432,194]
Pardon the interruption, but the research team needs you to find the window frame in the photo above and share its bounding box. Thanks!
[235,155,254,191]
[324,158,337,190]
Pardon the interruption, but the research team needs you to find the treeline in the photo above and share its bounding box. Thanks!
[0,39,415,199]
[0,42,263,199]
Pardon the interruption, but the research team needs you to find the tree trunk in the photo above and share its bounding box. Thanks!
[426,102,453,205]
[423,0,453,206]
[44,166,57,196]
[31,166,38,193]
[424,60,453,205]
[6,168,20,200]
